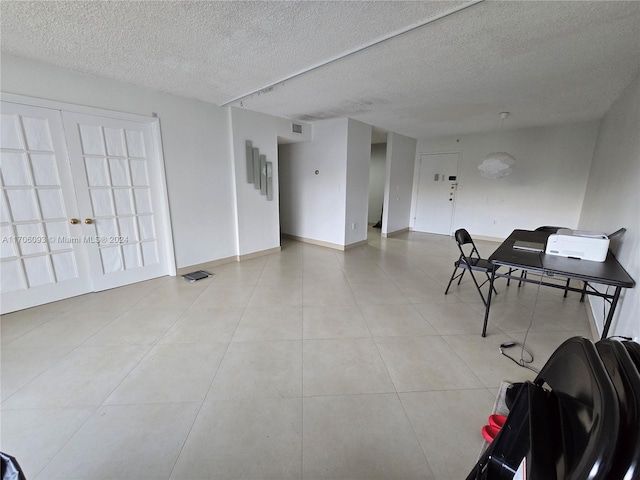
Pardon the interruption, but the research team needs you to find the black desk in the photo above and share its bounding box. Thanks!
[482,229,635,338]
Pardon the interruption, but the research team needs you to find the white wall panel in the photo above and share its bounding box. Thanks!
[413,121,600,239]
[579,75,639,339]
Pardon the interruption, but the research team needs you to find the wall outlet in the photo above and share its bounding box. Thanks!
[351,222,356,230]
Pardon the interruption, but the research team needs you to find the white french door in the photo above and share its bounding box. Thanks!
[1,102,92,312]
[62,112,170,291]
[1,100,173,313]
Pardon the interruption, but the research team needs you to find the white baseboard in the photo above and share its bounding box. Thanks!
[282,233,366,251]
[176,246,281,276]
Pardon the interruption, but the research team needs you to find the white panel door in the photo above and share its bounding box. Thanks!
[414,153,460,235]
[62,112,171,291]
[0,102,92,313]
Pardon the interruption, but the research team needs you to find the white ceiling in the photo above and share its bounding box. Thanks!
[2,1,639,139]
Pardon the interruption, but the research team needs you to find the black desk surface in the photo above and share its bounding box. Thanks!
[489,230,635,288]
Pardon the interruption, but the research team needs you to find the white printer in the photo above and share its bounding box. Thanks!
[545,229,610,262]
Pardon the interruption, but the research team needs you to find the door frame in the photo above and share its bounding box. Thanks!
[1,92,177,277]
[412,151,461,236]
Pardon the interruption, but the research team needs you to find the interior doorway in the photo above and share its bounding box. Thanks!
[413,152,460,235]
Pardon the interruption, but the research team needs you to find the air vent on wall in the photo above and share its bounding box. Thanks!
[292,123,303,134]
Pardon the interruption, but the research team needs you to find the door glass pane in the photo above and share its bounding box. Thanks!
[141,241,158,266]
[0,259,25,292]
[79,124,105,155]
[104,128,126,156]
[90,190,114,216]
[23,255,52,287]
[134,189,152,214]
[51,251,78,282]
[15,223,46,255]
[96,217,118,239]
[6,189,39,221]
[130,160,149,186]
[45,221,72,252]
[0,152,30,186]
[122,243,140,269]
[0,198,10,223]
[22,117,53,151]
[113,189,134,215]
[138,215,155,240]
[31,153,60,186]
[118,216,137,242]
[0,225,17,258]
[109,158,130,186]
[125,130,145,158]
[38,189,66,219]
[100,246,123,274]
[84,157,109,186]
[0,114,23,149]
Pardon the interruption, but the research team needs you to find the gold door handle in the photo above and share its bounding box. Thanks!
[84,218,94,225]
[70,218,79,224]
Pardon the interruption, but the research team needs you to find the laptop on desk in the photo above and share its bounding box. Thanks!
[513,240,545,253]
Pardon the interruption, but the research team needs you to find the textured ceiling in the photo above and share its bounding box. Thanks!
[2,1,639,139]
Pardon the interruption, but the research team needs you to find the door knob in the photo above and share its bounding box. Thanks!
[70,218,79,224]
[84,218,93,224]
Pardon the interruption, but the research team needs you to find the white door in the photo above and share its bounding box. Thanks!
[62,112,171,291]
[0,102,92,313]
[414,152,460,235]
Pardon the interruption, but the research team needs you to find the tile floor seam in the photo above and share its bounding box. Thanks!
[1,310,66,348]
[26,404,102,480]
[166,305,245,480]
[91,306,191,408]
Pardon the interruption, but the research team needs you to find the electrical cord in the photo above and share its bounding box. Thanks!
[498,266,545,374]
[499,341,538,373]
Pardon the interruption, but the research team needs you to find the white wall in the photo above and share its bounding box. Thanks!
[279,118,349,246]
[413,121,600,239]
[579,74,640,339]
[228,107,310,256]
[1,54,236,269]
[368,143,386,224]
[384,132,417,235]
[344,119,372,246]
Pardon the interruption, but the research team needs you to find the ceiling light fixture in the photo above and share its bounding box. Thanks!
[478,112,515,179]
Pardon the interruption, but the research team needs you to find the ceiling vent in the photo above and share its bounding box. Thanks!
[292,123,303,134]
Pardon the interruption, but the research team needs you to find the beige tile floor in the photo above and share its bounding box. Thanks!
[0,230,593,480]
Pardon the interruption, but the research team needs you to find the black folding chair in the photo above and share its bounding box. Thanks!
[444,229,498,305]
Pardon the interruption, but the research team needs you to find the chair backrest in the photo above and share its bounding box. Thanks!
[454,229,481,264]
[534,337,620,480]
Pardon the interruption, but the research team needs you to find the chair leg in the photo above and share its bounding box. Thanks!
[518,270,526,287]
[457,269,466,285]
[444,267,459,295]
[468,270,488,306]
[563,278,570,298]
[484,271,499,295]
[507,268,513,286]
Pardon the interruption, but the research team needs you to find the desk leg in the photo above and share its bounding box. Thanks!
[601,286,621,340]
[482,266,497,337]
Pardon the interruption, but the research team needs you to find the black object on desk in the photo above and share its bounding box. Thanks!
[482,229,635,338]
